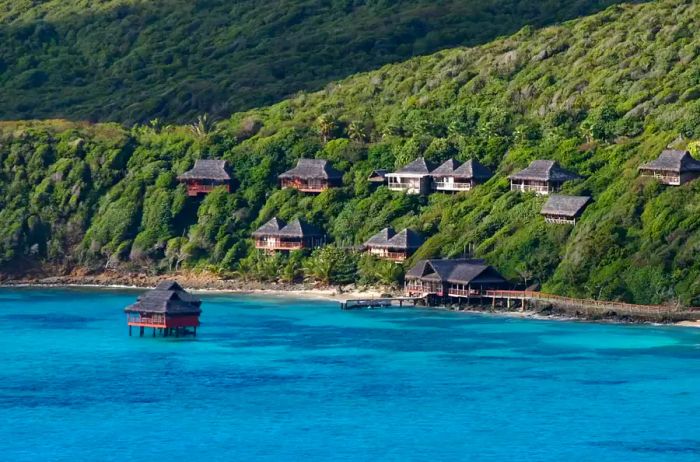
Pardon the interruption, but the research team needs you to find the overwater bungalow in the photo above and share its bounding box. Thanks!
[541,195,591,225]
[509,160,579,195]
[638,149,700,186]
[405,259,507,301]
[252,217,325,251]
[431,158,492,193]
[279,159,343,193]
[177,159,232,197]
[387,158,433,195]
[363,227,425,262]
[124,281,201,337]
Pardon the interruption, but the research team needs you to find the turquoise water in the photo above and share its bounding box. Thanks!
[1,288,700,461]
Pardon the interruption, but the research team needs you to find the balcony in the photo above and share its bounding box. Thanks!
[387,177,425,195]
[510,182,551,195]
[640,171,681,186]
[127,314,166,327]
[281,180,331,193]
[447,288,482,298]
[186,183,230,196]
[405,282,442,296]
[433,181,472,192]
[368,249,408,262]
[544,216,576,225]
[255,239,304,251]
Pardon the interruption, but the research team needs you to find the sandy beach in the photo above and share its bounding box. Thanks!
[0,269,389,302]
[3,269,700,328]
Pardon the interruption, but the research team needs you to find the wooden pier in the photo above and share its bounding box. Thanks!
[482,290,700,322]
[340,297,424,310]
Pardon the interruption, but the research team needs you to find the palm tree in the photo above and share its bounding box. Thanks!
[303,250,334,285]
[347,121,366,143]
[190,114,214,139]
[374,260,403,287]
[316,114,337,143]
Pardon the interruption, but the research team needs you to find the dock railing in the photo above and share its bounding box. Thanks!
[483,290,699,318]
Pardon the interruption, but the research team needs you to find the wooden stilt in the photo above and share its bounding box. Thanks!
[139,326,144,337]
[129,325,132,336]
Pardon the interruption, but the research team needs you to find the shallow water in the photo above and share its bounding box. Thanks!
[1,288,699,461]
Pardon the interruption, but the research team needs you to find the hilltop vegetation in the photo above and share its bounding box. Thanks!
[1,0,624,123]
[3,0,700,305]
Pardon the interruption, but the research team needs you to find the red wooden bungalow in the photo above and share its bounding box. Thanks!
[279,159,343,193]
[177,159,232,197]
[363,227,424,262]
[252,217,325,251]
[125,281,201,337]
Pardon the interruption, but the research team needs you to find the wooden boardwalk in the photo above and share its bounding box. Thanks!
[483,290,700,321]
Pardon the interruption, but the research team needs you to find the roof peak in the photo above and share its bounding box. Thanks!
[177,158,231,181]
[279,158,343,180]
[394,157,432,175]
[509,159,579,182]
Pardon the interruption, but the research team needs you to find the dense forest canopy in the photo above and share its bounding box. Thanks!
[2,0,700,306]
[0,0,627,123]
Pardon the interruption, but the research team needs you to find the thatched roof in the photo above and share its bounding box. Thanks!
[279,159,343,180]
[406,259,506,285]
[430,158,493,180]
[508,160,579,182]
[277,218,323,238]
[364,228,424,250]
[253,217,323,238]
[364,227,395,246]
[541,195,591,218]
[177,159,231,181]
[389,157,432,176]
[639,150,700,173]
[431,159,461,175]
[367,169,388,182]
[125,281,202,315]
[252,217,285,237]
[452,159,493,180]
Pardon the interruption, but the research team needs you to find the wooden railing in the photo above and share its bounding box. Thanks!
[483,290,698,316]
[510,183,550,194]
[405,283,443,296]
[640,171,681,185]
[448,288,481,297]
[256,240,303,250]
[127,314,167,327]
[282,180,330,193]
[186,184,219,196]
[433,181,471,191]
[544,216,576,225]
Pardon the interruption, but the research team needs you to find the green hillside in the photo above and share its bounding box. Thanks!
[1,0,623,123]
[2,0,700,305]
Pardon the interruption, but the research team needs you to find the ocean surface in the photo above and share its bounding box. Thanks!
[1,288,700,461]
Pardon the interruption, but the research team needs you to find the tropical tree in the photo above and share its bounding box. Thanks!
[347,121,366,143]
[190,114,214,139]
[304,246,357,285]
[316,114,338,143]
